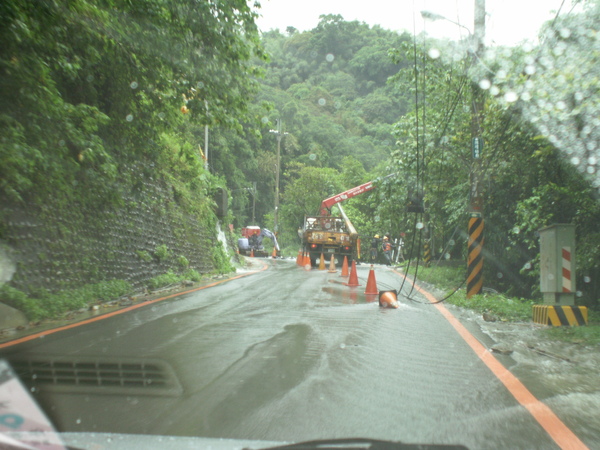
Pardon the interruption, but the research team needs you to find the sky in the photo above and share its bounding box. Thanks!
[253,0,577,47]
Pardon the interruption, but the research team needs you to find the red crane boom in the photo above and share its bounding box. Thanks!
[319,180,375,216]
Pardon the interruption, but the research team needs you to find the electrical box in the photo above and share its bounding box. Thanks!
[539,224,576,306]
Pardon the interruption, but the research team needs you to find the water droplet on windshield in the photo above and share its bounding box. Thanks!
[504,92,518,103]
[583,276,591,283]
[126,114,133,122]
[497,272,503,279]
[318,98,326,106]
[325,53,334,62]
[512,227,520,234]
[130,81,138,89]
[428,48,441,59]
[339,343,346,349]
[76,419,82,424]
[479,79,491,90]
[559,28,572,39]
[416,222,424,230]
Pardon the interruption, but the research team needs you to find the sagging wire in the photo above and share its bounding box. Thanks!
[395,6,474,306]
[397,4,426,298]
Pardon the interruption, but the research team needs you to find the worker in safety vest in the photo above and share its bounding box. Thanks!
[382,236,394,266]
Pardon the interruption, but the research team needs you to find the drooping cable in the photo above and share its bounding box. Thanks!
[398,4,426,298]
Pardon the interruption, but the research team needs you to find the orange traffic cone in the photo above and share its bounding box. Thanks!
[250,248,254,257]
[340,256,349,277]
[346,260,360,287]
[303,251,312,268]
[364,265,378,295]
[296,249,302,265]
[272,246,277,259]
[379,290,399,308]
[328,254,337,273]
[319,253,326,270]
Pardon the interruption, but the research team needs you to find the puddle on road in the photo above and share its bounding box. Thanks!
[320,285,378,305]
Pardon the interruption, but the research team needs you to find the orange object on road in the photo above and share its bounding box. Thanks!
[340,256,349,277]
[364,265,378,295]
[303,251,311,267]
[346,260,360,287]
[379,290,399,308]
[328,254,337,273]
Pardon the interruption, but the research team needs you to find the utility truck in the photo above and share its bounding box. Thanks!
[299,176,393,267]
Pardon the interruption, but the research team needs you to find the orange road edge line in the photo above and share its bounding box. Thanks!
[0,263,269,350]
[395,270,588,450]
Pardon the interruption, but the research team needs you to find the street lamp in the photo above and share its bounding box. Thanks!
[420,10,472,35]
[269,119,288,233]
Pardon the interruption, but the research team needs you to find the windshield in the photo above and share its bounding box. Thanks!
[1,1,599,449]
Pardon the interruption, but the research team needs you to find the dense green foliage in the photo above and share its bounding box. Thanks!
[0,280,132,321]
[1,0,599,322]
[0,0,262,318]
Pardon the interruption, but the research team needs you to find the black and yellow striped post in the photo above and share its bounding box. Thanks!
[533,305,588,326]
[423,240,431,267]
[467,215,484,298]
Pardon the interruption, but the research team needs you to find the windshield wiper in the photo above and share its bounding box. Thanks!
[257,437,468,450]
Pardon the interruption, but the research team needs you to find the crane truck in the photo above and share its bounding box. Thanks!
[299,175,393,267]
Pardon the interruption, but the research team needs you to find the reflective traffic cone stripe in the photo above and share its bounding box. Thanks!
[319,253,326,270]
[379,290,399,308]
[364,265,378,295]
[303,251,311,267]
[346,260,360,286]
[340,256,349,277]
[328,254,337,273]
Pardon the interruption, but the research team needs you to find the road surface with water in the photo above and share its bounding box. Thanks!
[1,258,598,449]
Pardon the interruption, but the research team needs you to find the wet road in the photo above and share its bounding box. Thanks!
[1,259,594,448]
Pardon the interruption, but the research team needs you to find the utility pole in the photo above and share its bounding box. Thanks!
[252,182,257,225]
[204,100,209,172]
[467,0,485,298]
[269,120,287,233]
